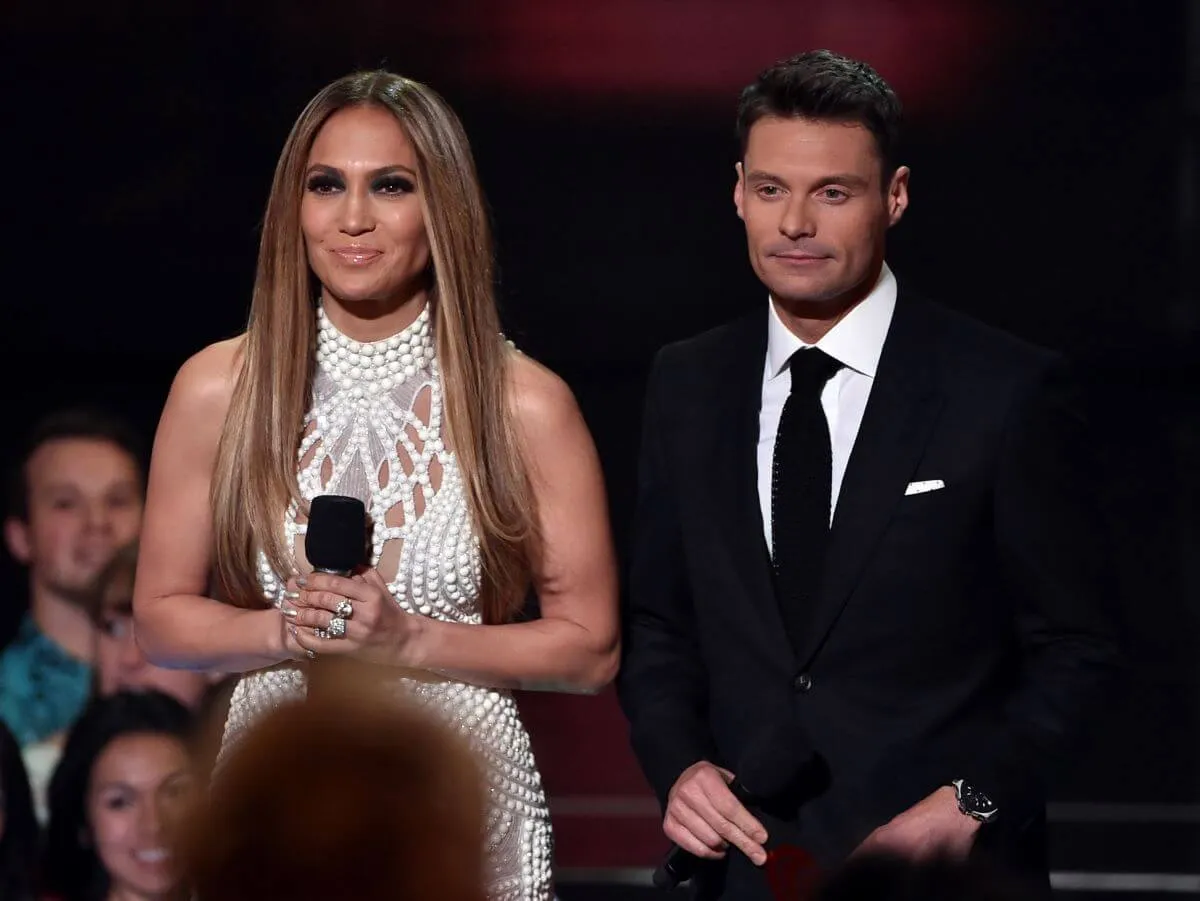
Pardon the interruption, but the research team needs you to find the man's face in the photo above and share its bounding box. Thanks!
[4,439,143,603]
[734,116,909,310]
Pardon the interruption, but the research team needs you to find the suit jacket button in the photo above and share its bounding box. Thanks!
[794,673,813,693]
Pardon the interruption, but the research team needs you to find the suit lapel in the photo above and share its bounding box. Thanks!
[705,313,794,663]
[795,294,945,667]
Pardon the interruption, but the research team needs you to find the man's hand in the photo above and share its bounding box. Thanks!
[665,761,769,866]
[854,786,981,860]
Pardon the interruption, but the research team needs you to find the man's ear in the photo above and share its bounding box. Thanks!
[5,516,32,565]
[734,161,746,221]
[886,165,910,227]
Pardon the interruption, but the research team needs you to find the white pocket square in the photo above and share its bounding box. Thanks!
[904,479,945,496]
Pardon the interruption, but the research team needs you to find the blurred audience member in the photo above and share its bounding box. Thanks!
[85,543,239,782]
[183,672,486,901]
[43,691,195,901]
[88,544,212,707]
[815,852,1030,901]
[1,408,144,821]
[0,720,38,901]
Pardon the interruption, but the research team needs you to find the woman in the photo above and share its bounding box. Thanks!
[0,719,38,901]
[133,71,619,901]
[88,544,213,708]
[42,692,195,901]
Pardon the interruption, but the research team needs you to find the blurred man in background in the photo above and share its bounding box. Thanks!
[0,408,144,818]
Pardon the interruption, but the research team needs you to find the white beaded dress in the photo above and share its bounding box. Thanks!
[217,305,554,901]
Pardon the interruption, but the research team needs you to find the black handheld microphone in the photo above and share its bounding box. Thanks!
[305,495,368,576]
[652,717,815,891]
[302,495,368,694]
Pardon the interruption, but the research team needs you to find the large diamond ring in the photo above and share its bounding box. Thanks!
[327,616,347,639]
[335,599,353,619]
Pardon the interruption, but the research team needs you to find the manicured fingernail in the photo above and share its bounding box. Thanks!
[281,607,298,618]
[296,576,307,587]
[284,590,300,600]
[288,625,298,637]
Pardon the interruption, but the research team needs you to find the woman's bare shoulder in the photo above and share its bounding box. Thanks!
[167,334,246,424]
[505,347,579,434]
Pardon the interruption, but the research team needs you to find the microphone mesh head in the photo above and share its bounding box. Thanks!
[305,495,367,573]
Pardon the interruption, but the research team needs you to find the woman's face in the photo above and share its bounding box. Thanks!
[301,104,431,314]
[87,733,194,900]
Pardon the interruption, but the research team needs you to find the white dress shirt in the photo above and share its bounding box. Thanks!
[758,264,898,551]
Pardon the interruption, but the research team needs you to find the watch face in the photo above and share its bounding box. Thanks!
[955,780,999,821]
[966,789,996,813]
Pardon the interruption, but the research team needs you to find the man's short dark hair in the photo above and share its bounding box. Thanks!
[736,49,902,179]
[6,407,145,521]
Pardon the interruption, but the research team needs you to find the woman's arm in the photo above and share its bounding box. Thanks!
[293,353,620,692]
[425,355,619,691]
[132,338,292,673]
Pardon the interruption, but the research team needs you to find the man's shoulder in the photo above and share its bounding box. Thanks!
[902,292,1061,380]
[0,620,36,723]
[651,311,763,381]
[0,618,92,747]
[0,616,37,666]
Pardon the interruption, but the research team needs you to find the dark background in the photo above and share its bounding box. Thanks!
[3,0,1197,891]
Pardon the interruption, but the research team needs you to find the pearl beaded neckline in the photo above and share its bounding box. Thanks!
[316,304,436,390]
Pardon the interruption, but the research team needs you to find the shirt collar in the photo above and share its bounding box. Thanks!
[766,262,898,381]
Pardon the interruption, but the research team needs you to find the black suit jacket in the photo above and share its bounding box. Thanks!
[618,291,1123,898]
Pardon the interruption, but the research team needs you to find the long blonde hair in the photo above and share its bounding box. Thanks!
[210,71,536,624]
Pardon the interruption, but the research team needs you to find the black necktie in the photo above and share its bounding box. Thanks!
[771,348,843,656]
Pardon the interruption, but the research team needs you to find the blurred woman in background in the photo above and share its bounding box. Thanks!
[133,70,619,900]
[89,544,214,708]
[0,719,38,901]
[42,692,196,901]
[88,548,237,782]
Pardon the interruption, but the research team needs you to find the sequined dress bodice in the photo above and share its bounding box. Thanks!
[218,306,553,900]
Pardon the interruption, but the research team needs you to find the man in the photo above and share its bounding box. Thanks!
[1,408,144,817]
[618,50,1121,899]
